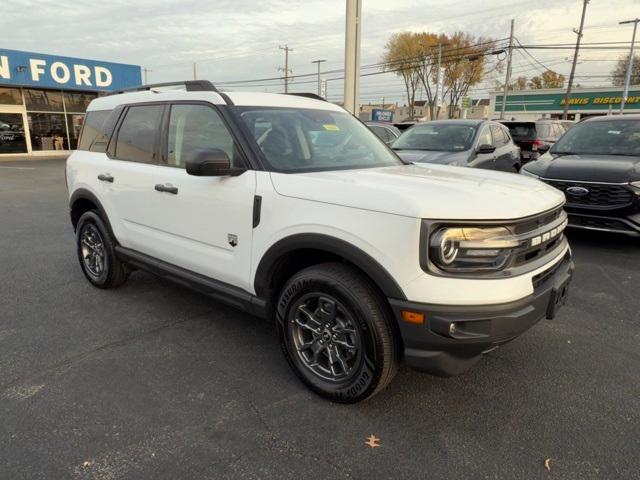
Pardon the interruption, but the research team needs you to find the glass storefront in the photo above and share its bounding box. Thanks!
[0,88,23,105]
[0,86,98,154]
[0,113,28,154]
[27,112,68,151]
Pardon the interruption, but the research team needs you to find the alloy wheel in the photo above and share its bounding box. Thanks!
[80,223,105,277]
[289,293,362,382]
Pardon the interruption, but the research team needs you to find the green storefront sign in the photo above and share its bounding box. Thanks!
[495,90,640,112]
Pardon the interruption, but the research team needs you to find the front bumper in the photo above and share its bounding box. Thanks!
[389,252,574,376]
[566,211,640,237]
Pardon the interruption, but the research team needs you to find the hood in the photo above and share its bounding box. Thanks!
[270,164,564,220]
[526,154,640,183]
[394,149,468,166]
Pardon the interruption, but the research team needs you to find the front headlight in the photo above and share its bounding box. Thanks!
[520,168,539,179]
[630,181,640,194]
[429,226,519,272]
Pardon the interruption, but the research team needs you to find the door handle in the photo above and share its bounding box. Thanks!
[154,184,178,195]
[97,174,114,183]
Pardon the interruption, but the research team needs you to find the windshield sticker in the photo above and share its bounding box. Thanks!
[323,124,340,131]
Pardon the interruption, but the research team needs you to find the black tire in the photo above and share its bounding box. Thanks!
[276,262,399,403]
[76,210,129,289]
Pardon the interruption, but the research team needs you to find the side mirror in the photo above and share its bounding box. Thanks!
[185,148,245,177]
[477,144,496,154]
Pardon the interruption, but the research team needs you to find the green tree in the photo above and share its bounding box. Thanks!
[611,53,640,86]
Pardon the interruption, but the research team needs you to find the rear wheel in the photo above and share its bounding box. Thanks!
[76,211,129,289]
[276,263,399,403]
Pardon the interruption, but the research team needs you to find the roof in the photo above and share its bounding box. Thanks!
[416,119,486,126]
[584,114,640,122]
[88,87,343,112]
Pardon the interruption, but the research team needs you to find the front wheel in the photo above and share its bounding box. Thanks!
[276,263,399,403]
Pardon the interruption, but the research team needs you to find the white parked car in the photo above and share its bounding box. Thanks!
[66,81,573,403]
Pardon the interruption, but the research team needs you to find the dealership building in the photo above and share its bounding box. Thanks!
[0,48,141,157]
[489,86,640,121]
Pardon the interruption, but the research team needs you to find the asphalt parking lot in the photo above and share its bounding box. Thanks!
[1,158,638,480]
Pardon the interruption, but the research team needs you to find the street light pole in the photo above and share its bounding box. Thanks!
[311,59,326,97]
[563,0,590,120]
[619,18,640,114]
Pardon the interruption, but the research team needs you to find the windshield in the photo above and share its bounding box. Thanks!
[392,123,477,152]
[552,119,640,157]
[236,107,403,172]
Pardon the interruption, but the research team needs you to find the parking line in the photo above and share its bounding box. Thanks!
[0,166,36,170]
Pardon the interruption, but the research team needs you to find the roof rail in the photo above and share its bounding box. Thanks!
[106,80,220,96]
[285,92,326,102]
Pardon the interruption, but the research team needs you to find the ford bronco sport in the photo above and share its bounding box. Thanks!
[66,81,573,403]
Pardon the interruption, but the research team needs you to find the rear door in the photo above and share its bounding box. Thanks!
[102,103,168,254]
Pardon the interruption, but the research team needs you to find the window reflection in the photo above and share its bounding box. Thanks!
[24,89,64,112]
[28,113,68,151]
[0,113,27,153]
[64,92,96,113]
[66,114,85,150]
[0,88,22,105]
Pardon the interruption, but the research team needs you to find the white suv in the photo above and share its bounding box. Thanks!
[66,81,573,403]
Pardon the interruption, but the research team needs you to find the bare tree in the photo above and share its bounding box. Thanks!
[382,33,422,119]
[611,53,640,86]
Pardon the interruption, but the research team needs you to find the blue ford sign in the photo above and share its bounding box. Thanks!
[0,48,142,92]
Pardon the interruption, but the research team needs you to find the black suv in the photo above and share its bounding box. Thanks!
[521,115,640,237]
[500,119,566,163]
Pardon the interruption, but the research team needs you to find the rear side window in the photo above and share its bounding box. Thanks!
[490,125,506,147]
[78,110,111,152]
[114,105,163,164]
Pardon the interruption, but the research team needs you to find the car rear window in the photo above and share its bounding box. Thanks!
[77,110,112,152]
[504,122,536,140]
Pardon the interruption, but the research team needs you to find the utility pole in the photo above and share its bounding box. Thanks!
[563,0,589,120]
[343,0,362,114]
[619,18,640,114]
[311,59,326,97]
[500,19,515,120]
[193,62,197,80]
[142,67,152,84]
[434,43,442,119]
[278,45,293,93]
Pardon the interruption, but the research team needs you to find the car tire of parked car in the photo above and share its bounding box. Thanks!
[276,262,399,403]
[76,210,129,289]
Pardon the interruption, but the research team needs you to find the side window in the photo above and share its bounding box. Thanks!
[477,126,492,147]
[502,127,512,144]
[368,125,386,141]
[78,110,111,152]
[166,104,238,168]
[114,105,163,163]
[381,127,396,143]
[490,125,505,147]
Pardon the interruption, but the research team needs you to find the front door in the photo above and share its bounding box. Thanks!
[151,103,257,291]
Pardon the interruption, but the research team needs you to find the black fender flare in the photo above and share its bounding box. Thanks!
[254,233,407,300]
[69,188,116,241]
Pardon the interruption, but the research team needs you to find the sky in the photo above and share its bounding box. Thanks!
[2,0,638,104]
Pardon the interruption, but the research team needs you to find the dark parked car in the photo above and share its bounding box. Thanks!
[392,120,521,172]
[521,115,640,237]
[365,121,401,145]
[500,119,566,163]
